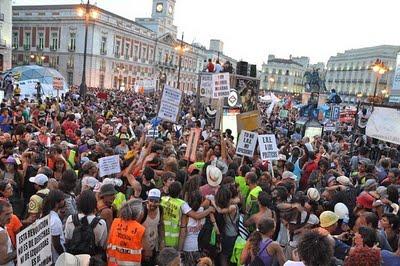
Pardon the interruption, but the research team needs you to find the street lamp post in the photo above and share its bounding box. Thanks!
[175,33,188,90]
[77,0,98,99]
[371,58,389,110]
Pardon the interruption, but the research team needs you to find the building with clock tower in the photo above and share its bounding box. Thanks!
[136,0,177,37]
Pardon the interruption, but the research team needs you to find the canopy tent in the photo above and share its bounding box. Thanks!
[4,65,69,99]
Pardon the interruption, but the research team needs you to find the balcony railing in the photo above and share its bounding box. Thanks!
[50,45,57,51]
[100,49,107,55]
[124,54,129,60]
[23,44,30,50]
[114,52,120,58]
[36,46,43,51]
[0,13,4,22]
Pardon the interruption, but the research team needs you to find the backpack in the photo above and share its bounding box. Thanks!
[249,239,272,266]
[66,214,100,255]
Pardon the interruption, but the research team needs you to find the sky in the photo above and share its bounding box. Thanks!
[14,0,400,67]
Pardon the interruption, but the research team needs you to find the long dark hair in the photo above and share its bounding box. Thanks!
[42,189,64,217]
[248,218,275,255]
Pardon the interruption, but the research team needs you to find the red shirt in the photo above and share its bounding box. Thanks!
[300,160,318,189]
[207,63,215,72]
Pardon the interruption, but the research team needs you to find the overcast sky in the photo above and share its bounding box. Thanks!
[15,0,400,67]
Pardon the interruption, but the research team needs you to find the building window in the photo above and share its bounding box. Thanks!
[134,46,139,59]
[100,37,107,54]
[38,32,44,50]
[24,32,31,50]
[51,32,58,50]
[142,47,147,60]
[67,56,74,69]
[100,59,106,71]
[125,43,130,59]
[69,32,76,51]
[67,72,73,86]
[12,33,18,49]
[115,41,120,56]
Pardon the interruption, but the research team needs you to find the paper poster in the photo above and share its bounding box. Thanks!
[200,74,213,98]
[158,85,182,123]
[212,73,230,98]
[17,215,52,266]
[258,134,279,161]
[236,130,258,157]
[366,107,400,145]
[98,155,121,177]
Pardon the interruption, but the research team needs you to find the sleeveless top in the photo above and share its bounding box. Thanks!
[288,156,301,181]
[142,208,160,255]
[258,238,273,266]
[223,207,239,237]
[0,226,14,266]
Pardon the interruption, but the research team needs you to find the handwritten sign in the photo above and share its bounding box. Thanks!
[158,85,182,123]
[17,215,52,266]
[258,134,279,161]
[236,130,258,157]
[52,77,63,90]
[212,73,230,98]
[98,155,121,177]
[200,74,213,98]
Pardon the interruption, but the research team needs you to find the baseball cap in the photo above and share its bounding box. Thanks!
[362,179,377,189]
[277,154,287,161]
[147,188,161,201]
[29,174,49,186]
[319,211,339,228]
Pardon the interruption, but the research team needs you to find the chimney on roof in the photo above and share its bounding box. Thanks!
[289,54,292,60]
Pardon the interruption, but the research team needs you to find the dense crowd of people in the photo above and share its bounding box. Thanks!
[0,84,399,266]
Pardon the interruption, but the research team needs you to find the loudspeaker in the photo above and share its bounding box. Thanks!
[250,64,257,77]
[236,61,248,76]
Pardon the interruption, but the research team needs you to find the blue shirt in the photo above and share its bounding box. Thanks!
[381,250,400,266]
[0,114,11,133]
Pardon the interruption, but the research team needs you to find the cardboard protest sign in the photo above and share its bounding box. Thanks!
[184,128,202,162]
[236,130,258,157]
[98,155,121,177]
[158,85,182,123]
[258,134,279,161]
[17,215,52,266]
[52,77,63,90]
[212,73,230,98]
[200,74,213,98]
[236,110,261,132]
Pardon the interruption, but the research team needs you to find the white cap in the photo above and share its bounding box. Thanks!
[102,178,123,187]
[29,174,48,186]
[81,176,100,190]
[147,188,161,200]
[55,252,90,266]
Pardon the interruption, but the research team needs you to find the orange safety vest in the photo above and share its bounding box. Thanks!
[107,218,145,265]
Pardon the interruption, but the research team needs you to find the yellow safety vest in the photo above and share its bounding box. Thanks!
[161,196,185,248]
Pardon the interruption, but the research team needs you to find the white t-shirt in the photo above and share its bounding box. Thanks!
[181,202,192,215]
[64,214,108,249]
[284,261,305,266]
[183,207,205,252]
[50,211,65,262]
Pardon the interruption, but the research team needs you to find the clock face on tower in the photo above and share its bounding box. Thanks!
[156,3,163,13]
[168,5,173,15]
